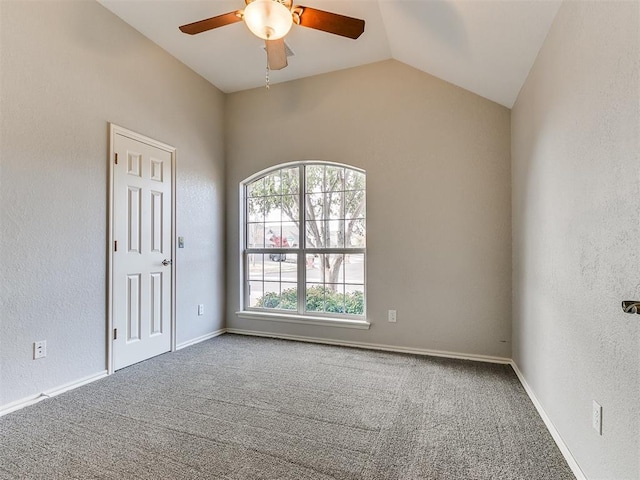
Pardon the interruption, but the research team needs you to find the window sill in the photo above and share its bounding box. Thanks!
[235,311,371,330]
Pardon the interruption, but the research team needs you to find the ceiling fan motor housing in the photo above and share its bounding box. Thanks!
[243,0,293,40]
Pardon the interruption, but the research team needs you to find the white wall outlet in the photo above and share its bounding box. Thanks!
[34,340,46,359]
[197,304,204,316]
[592,400,602,435]
[388,309,397,323]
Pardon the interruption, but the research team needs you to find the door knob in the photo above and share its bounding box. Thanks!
[162,259,172,266]
[621,301,640,314]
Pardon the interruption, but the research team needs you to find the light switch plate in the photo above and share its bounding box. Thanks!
[592,400,602,435]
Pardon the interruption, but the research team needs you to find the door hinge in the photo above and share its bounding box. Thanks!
[114,240,118,252]
[114,153,118,165]
[113,328,118,340]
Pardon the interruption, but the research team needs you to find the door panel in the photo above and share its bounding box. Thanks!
[113,132,173,370]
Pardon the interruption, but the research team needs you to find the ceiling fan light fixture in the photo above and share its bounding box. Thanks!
[243,0,293,40]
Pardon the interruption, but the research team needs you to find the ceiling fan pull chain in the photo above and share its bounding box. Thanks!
[265,62,270,90]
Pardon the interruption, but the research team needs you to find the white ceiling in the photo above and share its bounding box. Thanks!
[98,0,561,108]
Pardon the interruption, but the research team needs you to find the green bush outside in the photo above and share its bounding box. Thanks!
[256,286,364,315]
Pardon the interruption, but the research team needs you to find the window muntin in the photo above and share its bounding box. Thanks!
[243,163,365,318]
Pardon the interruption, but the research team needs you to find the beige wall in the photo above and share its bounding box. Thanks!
[512,2,640,479]
[4,1,636,475]
[225,60,512,358]
[0,1,225,406]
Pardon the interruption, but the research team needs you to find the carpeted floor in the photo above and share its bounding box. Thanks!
[0,334,575,479]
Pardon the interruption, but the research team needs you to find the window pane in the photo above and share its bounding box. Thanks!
[247,178,264,197]
[325,285,346,314]
[325,166,345,192]
[325,254,344,283]
[264,255,282,281]
[306,283,325,312]
[280,195,299,224]
[346,219,365,247]
[281,167,299,195]
[305,193,324,221]
[306,221,325,248]
[248,254,264,281]
[264,254,295,278]
[264,172,281,195]
[280,283,298,310]
[345,190,365,219]
[280,254,298,282]
[248,281,263,307]
[345,288,364,315]
[305,254,318,273]
[326,220,344,248]
[265,223,283,248]
[247,198,264,223]
[306,253,324,284]
[327,191,344,220]
[260,282,281,310]
[306,165,324,193]
[345,169,365,191]
[248,223,265,248]
[282,222,298,247]
[344,254,364,285]
[264,281,280,293]
[263,196,282,223]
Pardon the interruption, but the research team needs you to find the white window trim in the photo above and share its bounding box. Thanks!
[238,161,367,326]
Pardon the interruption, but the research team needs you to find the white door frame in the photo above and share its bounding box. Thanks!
[107,123,177,374]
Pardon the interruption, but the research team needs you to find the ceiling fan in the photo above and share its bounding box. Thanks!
[179,0,365,71]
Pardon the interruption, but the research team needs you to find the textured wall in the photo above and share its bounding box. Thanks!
[512,2,640,479]
[0,1,225,407]
[225,60,512,358]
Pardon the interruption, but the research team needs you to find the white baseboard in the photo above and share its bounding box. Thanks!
[510,361,587,480]
[0,370,108,417]
[176,328,227,350]
[225,328,511,364]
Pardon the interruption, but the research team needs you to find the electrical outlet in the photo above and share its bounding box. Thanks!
[34,340,46,359]
[198,304,204,316]
[388,310,397,323]
[592,400,602,435]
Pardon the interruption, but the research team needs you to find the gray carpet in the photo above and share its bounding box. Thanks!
[0,334,575,479]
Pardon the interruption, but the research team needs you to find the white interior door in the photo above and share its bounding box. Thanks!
[112,129,174,371]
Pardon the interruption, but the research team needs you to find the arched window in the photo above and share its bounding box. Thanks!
[241,162,366,323]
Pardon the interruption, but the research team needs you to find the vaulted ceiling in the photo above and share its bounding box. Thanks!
[98,0,561,108]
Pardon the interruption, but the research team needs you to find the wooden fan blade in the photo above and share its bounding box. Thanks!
[179,11,242,35]
[295,6,365,39]
[266,39,288,70]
